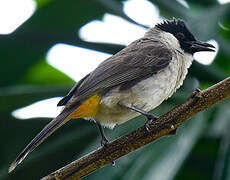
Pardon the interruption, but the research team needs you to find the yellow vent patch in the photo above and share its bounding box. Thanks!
[68,94,101,119]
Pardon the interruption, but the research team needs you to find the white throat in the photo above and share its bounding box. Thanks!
[161,31,193,73]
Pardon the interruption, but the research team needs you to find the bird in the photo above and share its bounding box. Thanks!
[9,18,215,173]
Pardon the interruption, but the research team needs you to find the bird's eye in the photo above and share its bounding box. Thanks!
[176,32,185,40]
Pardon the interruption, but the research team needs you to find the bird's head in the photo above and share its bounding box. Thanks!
[156,19,215,54]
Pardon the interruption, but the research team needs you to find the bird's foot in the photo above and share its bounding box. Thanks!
[101,136,109,147]
[144,113,158,132]
[189,88,202,99]
[126,105,158,132]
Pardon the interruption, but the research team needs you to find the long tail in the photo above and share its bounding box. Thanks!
[8,106,77,173]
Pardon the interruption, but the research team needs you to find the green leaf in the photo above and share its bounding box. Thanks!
[0,0,106,86]
[23,59,74,85]
[1,0,230,179]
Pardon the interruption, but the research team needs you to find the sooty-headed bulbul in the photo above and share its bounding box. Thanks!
[9,19,215,172]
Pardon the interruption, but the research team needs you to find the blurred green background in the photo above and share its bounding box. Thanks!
[1,0,230,179]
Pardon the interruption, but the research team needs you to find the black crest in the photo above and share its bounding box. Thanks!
[156,19,195,41]
[156,19,196,53]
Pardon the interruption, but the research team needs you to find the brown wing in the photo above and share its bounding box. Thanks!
[66,38,172,106]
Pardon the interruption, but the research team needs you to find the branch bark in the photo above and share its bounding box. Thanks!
[42,76,230,180]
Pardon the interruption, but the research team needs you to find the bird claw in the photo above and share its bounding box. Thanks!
[101,137,109,147]
[145,115,158,132]
[145,122,151,132]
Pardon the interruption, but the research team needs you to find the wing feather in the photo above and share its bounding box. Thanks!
[66,38,172,105]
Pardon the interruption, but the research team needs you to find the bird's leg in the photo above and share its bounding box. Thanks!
[128,106,158,120]
[97,122,109,147]
[128,106,158,132]
[96,122,116,166]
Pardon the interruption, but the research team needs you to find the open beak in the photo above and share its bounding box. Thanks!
[189,41,215,52]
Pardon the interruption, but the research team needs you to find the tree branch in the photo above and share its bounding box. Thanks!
[42,76,230,180]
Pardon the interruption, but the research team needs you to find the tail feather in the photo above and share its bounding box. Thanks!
[9,107,77,173]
